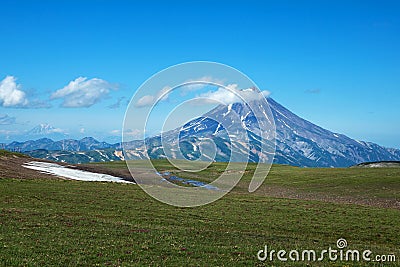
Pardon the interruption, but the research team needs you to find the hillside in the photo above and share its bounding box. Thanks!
[1,160,399,266]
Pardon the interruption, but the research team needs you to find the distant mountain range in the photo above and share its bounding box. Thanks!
[3,137,114,152]
[2,98,400,167]
[0,137,122,164]
[26,148,124,164]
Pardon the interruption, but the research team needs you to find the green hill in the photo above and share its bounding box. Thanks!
[0,160,399,266]
[0,149,28,158]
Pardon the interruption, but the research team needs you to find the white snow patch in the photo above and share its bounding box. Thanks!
[240,111,251,121]
[22,161,134,184]
[280,118,292,130]
[213,123,222,135]
[355,140,364,145]
[274,108,288,119]
[96,149,109,159]
[192,142,197,151]
[223,104,233,117]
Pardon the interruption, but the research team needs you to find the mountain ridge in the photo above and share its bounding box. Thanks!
[1,137,115,152]
[2,98,400,166]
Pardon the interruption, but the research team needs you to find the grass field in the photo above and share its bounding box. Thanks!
[1,160,399,266]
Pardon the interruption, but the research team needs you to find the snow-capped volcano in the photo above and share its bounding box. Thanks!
[26,124,68,140]
[27,124,62,135]
[138,97,400,167]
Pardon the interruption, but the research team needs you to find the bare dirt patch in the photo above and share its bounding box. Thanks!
[0,156,57,180]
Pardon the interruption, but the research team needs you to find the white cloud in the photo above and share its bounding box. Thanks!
[183,76,225,91]
[51,77,118,108]
[134,86,171,108]
[135,95,155,108]
[134,77,224,108]
[79,128,85,134]
[123,129,143,139]
[0,76,29,107]
[0,114,16,125]
[110,129,144,140]
[49,128,66,134]
[134,78,271,108]
[0,129,19,138]
[199,84,270,105]
[110,129,120,135]
[262,90,271,97]
[199,85,240,105]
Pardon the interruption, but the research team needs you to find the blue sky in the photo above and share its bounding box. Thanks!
[0,0,399,147]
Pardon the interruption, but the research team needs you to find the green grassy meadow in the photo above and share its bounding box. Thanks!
[0,160,399,266]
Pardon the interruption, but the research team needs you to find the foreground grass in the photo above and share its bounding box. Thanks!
[98,160,400,203]
[1,161,399,266]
